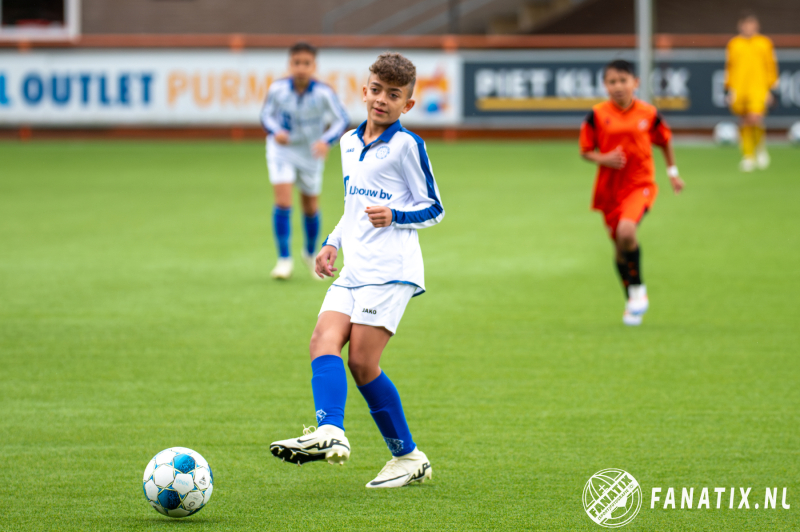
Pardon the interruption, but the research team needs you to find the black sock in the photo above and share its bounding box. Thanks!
[615,261,630,299]
[624,247,642,286]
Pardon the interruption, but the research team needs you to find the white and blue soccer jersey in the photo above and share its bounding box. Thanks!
[260,78,349,174]
[323,120,445,296]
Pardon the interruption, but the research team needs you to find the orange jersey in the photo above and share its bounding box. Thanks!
[579,99,671,213]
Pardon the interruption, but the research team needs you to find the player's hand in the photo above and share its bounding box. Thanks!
[312,141,330,160]
[766,92,775,108]
[725,89,735,106]
[274,131,290,145]
[670,175,685,194]
[601,146,627,169]
[315,245,338,278]
[365,206,393,228]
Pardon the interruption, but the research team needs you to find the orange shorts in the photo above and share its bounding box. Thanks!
[602,185,657,240]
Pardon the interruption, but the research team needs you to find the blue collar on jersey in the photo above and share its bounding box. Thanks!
[289,78,316,96]
[353,120,402,161]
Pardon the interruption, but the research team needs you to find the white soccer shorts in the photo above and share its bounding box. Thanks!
[267,158,324,196]
[319,284,416,335]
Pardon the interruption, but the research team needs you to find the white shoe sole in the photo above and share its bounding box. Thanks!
[270,441,350,466]
[623,313,643,326]
[270,263,293,280]
[365,462,432,489]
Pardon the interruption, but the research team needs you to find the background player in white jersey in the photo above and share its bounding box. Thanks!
[270,53,444,488]
[260,42,349,280]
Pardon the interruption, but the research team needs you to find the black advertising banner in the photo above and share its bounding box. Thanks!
[462,50,800,128]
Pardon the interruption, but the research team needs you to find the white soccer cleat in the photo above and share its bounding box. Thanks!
[739,157,756,172]
[623,284,648,326]
[756,148,770,170]
[270,258,294,280]
[623,309,643,326]
[270,425,350,466]
[365,448,432,489]
[301,250,323,280]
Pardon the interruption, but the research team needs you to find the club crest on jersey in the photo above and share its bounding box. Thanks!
[639,119,649,130]
[376,145,390,159]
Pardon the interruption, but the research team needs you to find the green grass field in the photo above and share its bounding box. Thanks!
[1,139,798,531]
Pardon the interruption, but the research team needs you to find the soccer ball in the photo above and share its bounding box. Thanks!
[142,447,213,518]
[788,122,800,145]
[713,121,739,145]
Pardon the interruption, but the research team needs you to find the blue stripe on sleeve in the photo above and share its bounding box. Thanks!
[393,128,443,226]
[392,204,443,225]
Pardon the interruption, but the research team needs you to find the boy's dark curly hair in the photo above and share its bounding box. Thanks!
[369,52,416,97]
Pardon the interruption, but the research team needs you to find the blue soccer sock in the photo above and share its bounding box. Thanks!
[358,371,416,456]
[273,206,292,259]
[303,211,320,256]
[310,355,347,430]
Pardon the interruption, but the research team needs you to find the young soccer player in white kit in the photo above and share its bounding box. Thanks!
[260,42,349,280]
[270,53,444,488]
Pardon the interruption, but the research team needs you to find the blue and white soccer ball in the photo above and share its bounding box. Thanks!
[713,121,740,145]
[788,122,800,145]
[142,447,213,518]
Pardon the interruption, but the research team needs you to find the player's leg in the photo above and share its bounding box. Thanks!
[731,95,756,171]
[742,103,759,172]
[297,165,324,279]
[347,285,432,488]
[270,291,355,466]
[350,325,431,488]
[615,187,655,325]
[750,104,769,170]
[605,209,629,299]
[299,193,322,279]
[268,158,297,279]
[616,220,647,326]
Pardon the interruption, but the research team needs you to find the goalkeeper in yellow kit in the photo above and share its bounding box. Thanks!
[725,10,778,172]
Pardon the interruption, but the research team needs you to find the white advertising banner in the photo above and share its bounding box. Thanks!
[0,50,461,126]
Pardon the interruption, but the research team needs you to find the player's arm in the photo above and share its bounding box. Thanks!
[316,215,344,278]
[579,111,626,169]
[368,141,444,230]
[313,87,350,159]
[765,38,779,106]
[724,41,734,103]
[260,86,290,145]
[651,113,684,194]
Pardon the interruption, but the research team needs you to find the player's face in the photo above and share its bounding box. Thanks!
[289,52,316,85]
[738,17,759,37]
[363,74,416,126]
[604,69,639,108]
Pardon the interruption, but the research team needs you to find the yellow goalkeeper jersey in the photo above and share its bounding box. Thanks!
[725,34,778,94]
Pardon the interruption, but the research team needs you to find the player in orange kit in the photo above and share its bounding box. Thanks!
[580,60,685,326]
[725,10,779,172]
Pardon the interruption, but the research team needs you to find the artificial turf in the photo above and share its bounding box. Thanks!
[0,139,798,531]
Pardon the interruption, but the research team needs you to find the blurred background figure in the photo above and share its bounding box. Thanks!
[725,10,778,172]
[260,43,349,280]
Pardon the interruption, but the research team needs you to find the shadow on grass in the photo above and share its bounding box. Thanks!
[132,516,226,526]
